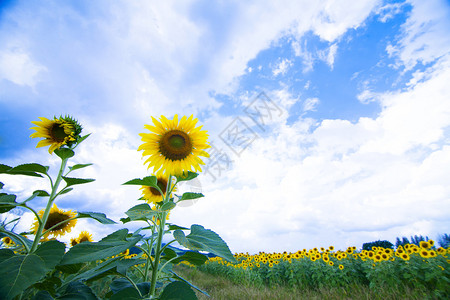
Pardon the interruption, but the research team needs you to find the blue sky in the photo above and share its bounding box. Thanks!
[1,0,450,253]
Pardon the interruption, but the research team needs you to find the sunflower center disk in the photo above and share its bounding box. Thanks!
[51,124,69,142]
[160,130,192,161]
[45,212,70,231]
[150,179,167,196]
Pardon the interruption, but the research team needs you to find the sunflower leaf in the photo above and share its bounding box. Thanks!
[59,229,142,265]
[54,148,75,159]
[125,203,159,221]
[57,281,97,300]
[33,190,50,197]
[0,254,48,300]
[170,251,208,266]
[175,171,198,183]
[178,192,204,202]
[159,281,197,300]
[34,240,66,269]
[57,187,73,196]
[173,225,237,263]
[62,176,95,187]
[1,163,44,178]
[167,223,189,231]
[77,212,116,224]
[8,163,49,175]
[122,176,158,188]
[0,194,19,213]
[77,133,91,145]
[160,201,176,211]
[69,163,93,172]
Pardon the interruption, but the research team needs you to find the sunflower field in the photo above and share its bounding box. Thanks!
[197,242,450,298]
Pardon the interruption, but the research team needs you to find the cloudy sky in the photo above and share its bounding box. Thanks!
[1,0,450,254]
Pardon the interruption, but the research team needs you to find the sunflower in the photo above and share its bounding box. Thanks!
[77,231,94,243]
[138,115,210,175]
[70,237,78,247]
[140,174,177,204]
[30,115,82,154]
[420,241,431,249]
[339,264,344,270]
[2,236,14,247]
[31,204,77,238]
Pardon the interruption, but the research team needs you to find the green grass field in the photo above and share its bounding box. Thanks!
[174,265,435,300]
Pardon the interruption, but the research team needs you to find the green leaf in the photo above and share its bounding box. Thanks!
[0,194,18,213]
[62,176,95,187]
[59,229,141,265]
[167,223,189,231]
[160,201,176,211]
[110,287,141,300]
[68,163,93,172]
[1,163,42,177]
[125,203,159,221]
[34,240,66,269]
[175,171,199,183]
[54,148,75,159]
[55,263,84,275]
[0,182,3,189]
[122,176,158,188]
[0,254,48,300]
[159,281,197,300]
[173,225,237,263]
[32,291,55,300]
[76,133,91,145]
[109,280,151,300]
[178,192,204,202]
[33,190,50,197]
[8,163,48,176]
[172,251,209,266]
[58,188,73,195]
[32,276,62,298]
[58,281,97,300]
[77,212,116,224]
[0,249,14,262]
[70,258,141,283]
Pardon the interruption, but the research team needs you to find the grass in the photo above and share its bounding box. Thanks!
[173,265,432,300]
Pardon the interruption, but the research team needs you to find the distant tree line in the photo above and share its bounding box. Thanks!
[362,234,450,250]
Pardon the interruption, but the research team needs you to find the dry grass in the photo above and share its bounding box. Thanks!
[173,265,428,300]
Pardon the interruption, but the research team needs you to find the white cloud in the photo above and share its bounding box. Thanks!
[303,97,320,112]
[0,49,46,88]
[273,59,292,76]
[387,0,450,70]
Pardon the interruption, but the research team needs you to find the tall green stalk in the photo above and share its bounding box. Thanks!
[149,175,173,297]
[30,157,68,253]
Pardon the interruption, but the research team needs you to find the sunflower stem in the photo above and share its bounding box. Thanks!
[149,175,173,297]
[30,156,69,253]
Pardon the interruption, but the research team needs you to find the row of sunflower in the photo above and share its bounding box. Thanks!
[0,114,235,300]
[198,242,450,297]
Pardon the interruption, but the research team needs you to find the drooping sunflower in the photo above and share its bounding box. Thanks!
[140,174,177,204]
[2,236,14,247]
[138,115,210,175]
[30,115,82,154]
[77,231,94,243]
[31,204,77,238]
[70,237,78,247]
